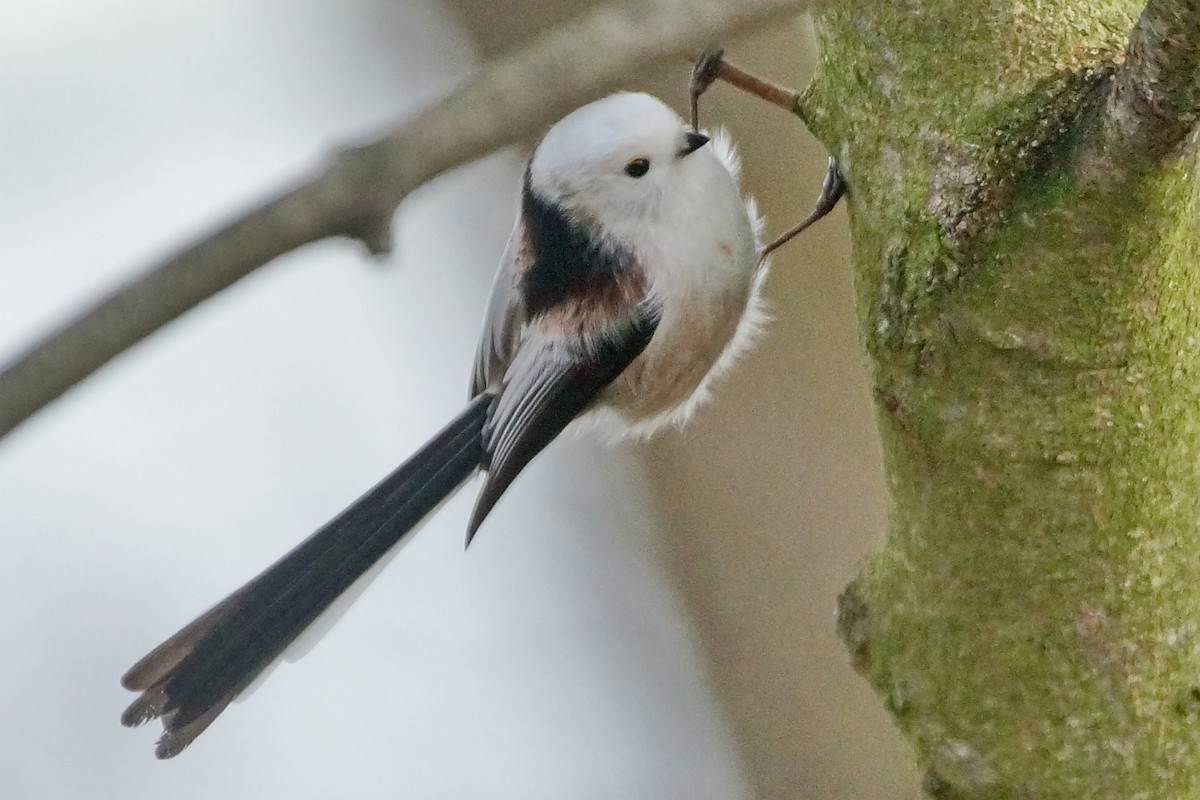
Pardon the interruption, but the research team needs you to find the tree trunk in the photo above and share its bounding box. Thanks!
[803,1,1200,796]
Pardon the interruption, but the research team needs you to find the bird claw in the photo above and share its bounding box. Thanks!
[760,158,848,261]
[689,46,726,131]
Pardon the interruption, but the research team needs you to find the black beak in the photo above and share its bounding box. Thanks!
[678,131,710,157]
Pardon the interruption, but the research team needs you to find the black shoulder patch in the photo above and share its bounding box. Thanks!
[519,180,636,316]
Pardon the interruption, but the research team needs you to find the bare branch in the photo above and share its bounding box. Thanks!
[0,0,816,442]
[1107,0,1200,160]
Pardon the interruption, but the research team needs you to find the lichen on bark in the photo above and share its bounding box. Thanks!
[803,1,1200,796]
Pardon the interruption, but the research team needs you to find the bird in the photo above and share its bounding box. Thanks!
[120,91,772,758]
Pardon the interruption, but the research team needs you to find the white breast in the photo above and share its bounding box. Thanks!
[586,131,769,439]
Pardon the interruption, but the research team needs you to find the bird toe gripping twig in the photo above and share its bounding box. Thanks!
[688,47,847,259]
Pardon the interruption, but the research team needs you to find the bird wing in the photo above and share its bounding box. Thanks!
[470,220,527,397]
[465,305,659,543]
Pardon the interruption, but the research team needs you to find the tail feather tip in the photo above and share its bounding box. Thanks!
[121,689,166,728]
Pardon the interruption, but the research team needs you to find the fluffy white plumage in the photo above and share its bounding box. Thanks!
[520,92,769,439]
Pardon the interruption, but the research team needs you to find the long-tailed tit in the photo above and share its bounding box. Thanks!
[121,91,777,758]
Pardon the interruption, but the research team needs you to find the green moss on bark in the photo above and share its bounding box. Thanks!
[809,1,1200,796]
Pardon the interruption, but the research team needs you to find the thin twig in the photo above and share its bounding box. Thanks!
[0,0,818,443]
[709,59,806,116]
[1106,0,1200,160]
[690,46,805,130]
[687,48,839,259]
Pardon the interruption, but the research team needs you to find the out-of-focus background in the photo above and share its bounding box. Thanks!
[0,2,916,798]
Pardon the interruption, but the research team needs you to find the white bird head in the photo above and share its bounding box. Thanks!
[527,92,718,239]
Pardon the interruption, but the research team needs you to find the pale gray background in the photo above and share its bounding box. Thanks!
[0,2,916,799]
[0,2,746,797]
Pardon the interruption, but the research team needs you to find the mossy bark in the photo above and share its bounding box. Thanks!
[802,1,1200,797]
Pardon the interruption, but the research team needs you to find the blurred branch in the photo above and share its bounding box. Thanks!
[1105,0,1200,161]
[0,0,817,442]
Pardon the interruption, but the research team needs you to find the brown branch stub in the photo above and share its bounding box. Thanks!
[711,59,806,116]
[1108,0,1200,160]
[689,47,805,129]
[0,0,818,442]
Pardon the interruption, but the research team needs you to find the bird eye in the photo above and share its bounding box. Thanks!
[624,157,650,178]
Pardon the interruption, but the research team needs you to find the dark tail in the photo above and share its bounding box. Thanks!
[121,394,490,758]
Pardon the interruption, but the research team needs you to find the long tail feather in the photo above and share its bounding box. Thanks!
[121,395,490,758]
